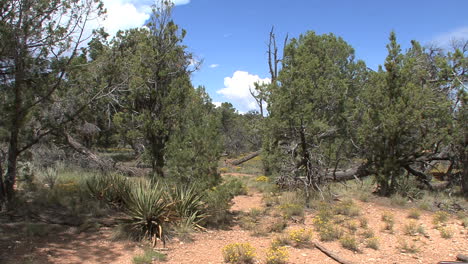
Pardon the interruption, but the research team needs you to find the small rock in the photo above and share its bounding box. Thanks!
[301,253,307,257]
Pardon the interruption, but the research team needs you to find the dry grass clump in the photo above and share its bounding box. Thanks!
[381,211,395,232]
[334,199,360,217]
[272,228,313,248]
[365,237,380,250]
[433,211,450,225]
[438,226,454,239]
[222,243,256,264]
[340,235,359,252]
[407,208,421,219]
[265,245,289,264]
[398,239,420,253]
[403,220,426,236]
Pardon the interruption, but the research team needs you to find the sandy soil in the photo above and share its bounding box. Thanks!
[1,180,467,264]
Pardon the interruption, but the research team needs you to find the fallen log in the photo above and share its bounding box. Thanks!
[457,254,468,262]
[229,151,261,166]
[65,133,142,176]
[324,162,371,182]
[313,241,355,264]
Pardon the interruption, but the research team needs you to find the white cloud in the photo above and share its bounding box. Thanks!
[92,0,190,37]
[172,0,191,5]
[432,27,468,48]
[213,102,222,108]
[100,0,150,36]
[217,71,270,112]
[209,64,219,68]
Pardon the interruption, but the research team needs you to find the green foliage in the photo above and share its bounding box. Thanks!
[167,184,205,228]
[133,247,166,264]
[333,199,360,217]
[265,246,289,264]
[165,87,222,189]
[222,243,256,264]
[265,30,366,185]
[87,174,130,206]
[403,221,426,236]
[340,235,359,252]
[408,208,421,219]
[202,178,246,226]
[105,2,198,176]
[366,237,380,250]
[357,32,452,195]
[433,211,450,225]
[122,180,169,242]
[381,211,395,232]
[398,239,420,253]
[438,226,454,238]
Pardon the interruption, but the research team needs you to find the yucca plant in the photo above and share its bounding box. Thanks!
[167,184,206,228]
[87,173,130,207]
[123,180,171,247]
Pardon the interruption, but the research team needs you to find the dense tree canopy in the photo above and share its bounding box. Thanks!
[0,0,467,206]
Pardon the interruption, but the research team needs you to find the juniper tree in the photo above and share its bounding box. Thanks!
[0,0,104,202]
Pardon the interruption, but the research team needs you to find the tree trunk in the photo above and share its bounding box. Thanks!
[0,154,5,205]
[230,151,261,166]
[313,241,355,264]
[324,162,370,182]
[150,134,166,178]
[461,132,468,197]
[5,131,19,201]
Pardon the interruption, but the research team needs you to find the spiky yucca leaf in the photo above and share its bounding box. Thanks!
[123,180,170,244]
[167,184,206,228]
[86,174,130,206]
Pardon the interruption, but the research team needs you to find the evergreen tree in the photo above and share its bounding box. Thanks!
[0,0,104,201]
[108,2,194,177]
[265,31,364,188]
[357,32,451,195]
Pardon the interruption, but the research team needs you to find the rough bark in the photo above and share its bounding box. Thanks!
[65,133,113,170]
[457,254,468,262]
[229,151,261,166]
[324,162,371,182]
[313,241,355,264]
[404,164,434,191]
[65,133,143,176]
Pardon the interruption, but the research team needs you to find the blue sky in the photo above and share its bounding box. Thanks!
[98,0,468,113]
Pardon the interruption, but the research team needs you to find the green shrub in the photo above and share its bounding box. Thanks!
[334,199,360,217]
[403,221,426,236]
[278,203,304,219]
[398,239,420,253]
[222,243,256,264]
[438,226,454,239]
[122,180,169,245]
[366,237,379,250]
[167,184,205,228]
[461,217,468,228]
[133,247,166,264]
[344,220,359,234]
[266,218,288,233]
[265,246,288,264]
[359,217,368,228]
[390,194,408,207]
[340,235,359,252]
[87,173,130,206]
[202,179,246,226]
[381,211,395,232]
[433,211,450,225]
[361,229,374,239]
[287,228,313,247]
[318,224,344,242]
[407,208,421,219]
